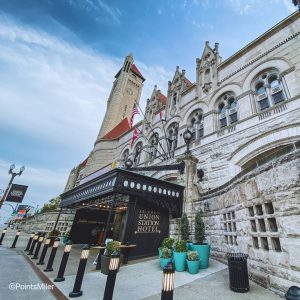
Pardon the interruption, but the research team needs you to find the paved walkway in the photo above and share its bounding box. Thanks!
[0,229,283,300]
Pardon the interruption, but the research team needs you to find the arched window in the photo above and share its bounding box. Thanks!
[133,142,142,166]
[217,93,238,128]
[218,102,227,128]
[253,70,285,111]
[167,123,179,157]
[121,149,129,165]
[188,110,204,141]
[149,133,159,160]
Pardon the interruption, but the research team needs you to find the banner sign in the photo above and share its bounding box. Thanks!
[5,184,28,203]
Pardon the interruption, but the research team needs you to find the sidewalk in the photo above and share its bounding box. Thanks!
[0,229,283,300]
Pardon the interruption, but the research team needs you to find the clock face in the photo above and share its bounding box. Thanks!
[126,88,133,95]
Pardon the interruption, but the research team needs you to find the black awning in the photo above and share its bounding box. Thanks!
[60,168,184,217]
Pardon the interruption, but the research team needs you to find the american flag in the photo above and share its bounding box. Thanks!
[131,128,139,146]
[130,103,139,127]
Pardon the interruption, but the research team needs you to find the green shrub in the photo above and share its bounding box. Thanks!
[161,247,172,258]
[174,240,187,253]
[161,237,174,249]
[105,240,121,256]
[187,251,199,261]
[194,210,205,244]
[180,213,190,241]
[48,229,61,237]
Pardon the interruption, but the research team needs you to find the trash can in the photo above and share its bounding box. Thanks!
[226,253,249,293]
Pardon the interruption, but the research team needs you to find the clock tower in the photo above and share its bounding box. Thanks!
[96,53,145,141]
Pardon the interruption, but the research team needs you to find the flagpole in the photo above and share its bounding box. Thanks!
[160,110,170,159]
[133,126,165,162]
[134,101,169,160]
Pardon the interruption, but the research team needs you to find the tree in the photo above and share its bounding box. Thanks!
[194,210,205,244]
[40,196,61,213]
[179,213,190,241]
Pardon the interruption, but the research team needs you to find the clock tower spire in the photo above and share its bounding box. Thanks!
[96,53,145,141]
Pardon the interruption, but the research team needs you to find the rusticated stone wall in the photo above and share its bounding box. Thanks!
[192,151,300,295]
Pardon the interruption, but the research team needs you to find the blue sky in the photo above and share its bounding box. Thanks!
[0,0,296,223]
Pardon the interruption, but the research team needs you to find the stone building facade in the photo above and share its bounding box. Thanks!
[64,12,300,294]
[21,209,75,236]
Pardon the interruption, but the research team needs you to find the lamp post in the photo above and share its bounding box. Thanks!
[24,232,35,251]
[44,238,60,272]
[28,233,39,255]
[10,230,21,248]
[32,233,45,259]
[37,237,51,265]
[161,262,175,300]
[183,129,193,155]
[54,240,72,282]
[103,253,120,300]
[69,244,90,298]
[0,228,7,245]
[0,164,25,210]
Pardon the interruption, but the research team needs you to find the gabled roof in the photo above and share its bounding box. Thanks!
[114,64,145,82]
[158,92,167,105]
[183,77,192,87]
[131,64,145,82]
[101,118,131,140]
[81,158,89,168]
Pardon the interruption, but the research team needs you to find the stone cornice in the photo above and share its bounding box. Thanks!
[219,31,300,84]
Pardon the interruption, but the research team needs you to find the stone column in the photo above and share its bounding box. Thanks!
[177,154,200,217]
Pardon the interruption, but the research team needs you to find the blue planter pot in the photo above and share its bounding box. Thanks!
[191,244,210,269]
[186,259,200,274]
[186,242,193,251]
[160,257,172,270]
[158,248,162,258]
[173,251,187,272]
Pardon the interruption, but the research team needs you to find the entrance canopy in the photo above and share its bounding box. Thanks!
[60,168,184,218]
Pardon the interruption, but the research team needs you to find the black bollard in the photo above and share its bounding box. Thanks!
[24,232,35,251]
[54,241,72,282]
[44,237,60,272]
[32,233,45,259]
[69,244,90,298]
[28,233,39,255]
[10,230,21,248]
[161,262,175,300]
[0,228,7,245]
[37,237,51,265]
[103,254,120,300]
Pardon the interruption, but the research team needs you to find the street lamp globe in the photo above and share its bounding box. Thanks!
[20,166,25,173]
[125,158,133,169]
[9,164,15,172]
[183,129,193,154]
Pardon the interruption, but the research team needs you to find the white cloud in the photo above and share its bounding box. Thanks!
[0,14,173,220]
[282,0,296,13]
[66,0,122,25]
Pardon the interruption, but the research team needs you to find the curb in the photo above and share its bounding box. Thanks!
[21,250,69,300]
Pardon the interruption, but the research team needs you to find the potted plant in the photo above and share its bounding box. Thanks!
[186,251,200,274]
[159,247,172,270]
[158,237,174,257]
[173,240,187,272]
[48,229,61,246]
[63,230,70,244]
[191,210,210,269]
[179,213,192,250]
[101,240,121,275]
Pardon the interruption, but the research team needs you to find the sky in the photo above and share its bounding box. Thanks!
[0,0,296,223]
